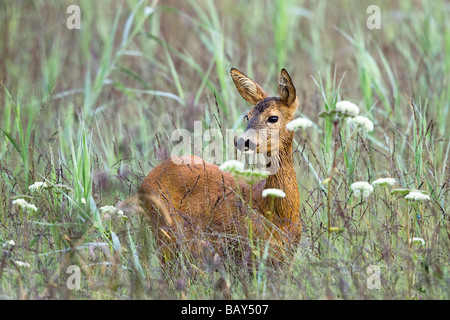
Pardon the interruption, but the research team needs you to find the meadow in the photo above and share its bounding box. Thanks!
[0,0,449,300]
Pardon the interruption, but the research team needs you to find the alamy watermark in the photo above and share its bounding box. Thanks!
[367,265,381,289]
[67,5,81,30]
[66,265,81,290]
[169,121,282,174]
[367,5,381,30]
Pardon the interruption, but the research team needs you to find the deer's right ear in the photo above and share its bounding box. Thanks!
[230,68,269,106]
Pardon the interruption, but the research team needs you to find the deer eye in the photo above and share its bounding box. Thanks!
[268,116,278,123]
[244,115,249,122]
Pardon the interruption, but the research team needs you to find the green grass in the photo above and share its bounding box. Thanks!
[0,0,449,299]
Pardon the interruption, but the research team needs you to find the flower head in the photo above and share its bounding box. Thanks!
[144,7,154,16]
[351,181,374,198]
[219,160,269,183]
[262,188,286,198]
[409,237,425,246]
[3,240,15,248]
[14,260,31,268]
[336,101,360,116]
[219,160,245,173]
[286,117,313,131]
[372,178,396,187]
[405,191,430,202]
[236,169,270,180]
[99,205,127,219]
[28,181,49,193]
[347,115,374,133]
[12,199,38,212]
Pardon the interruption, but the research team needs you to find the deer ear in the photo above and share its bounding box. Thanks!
[278,69,297,107]
[230,68,269,106]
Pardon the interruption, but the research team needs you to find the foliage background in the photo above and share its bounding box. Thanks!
[0,0,448,299]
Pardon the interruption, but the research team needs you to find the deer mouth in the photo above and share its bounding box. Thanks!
[241,148,256,155]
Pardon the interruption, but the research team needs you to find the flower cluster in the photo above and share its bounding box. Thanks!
[286,117,313,131]
[405,191,430,202]
[144,6,154,16]
[12,199,38,212]
[409,237,426,245]
[219,160,269,182]
[372,178,396,187]
[14,260,31,268]
[99,205,127,219]
[347,115,374,133]
[262,188,286,198]
[335,101,360,116]
[3,240,15,248]
[350,181,374,198]
[28,181,49,193]
[219,160,245,173]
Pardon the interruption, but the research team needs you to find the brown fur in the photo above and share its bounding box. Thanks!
[120,69,302,262]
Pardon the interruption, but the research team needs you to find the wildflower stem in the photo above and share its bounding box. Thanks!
[301,129,326,177]
[384,185,393,255]
[406,205,413,298]
[342,126,359,156]
[419,202,424,238]
[326,118,340,297]
[406,206,411,249]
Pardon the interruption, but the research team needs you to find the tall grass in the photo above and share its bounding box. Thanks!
[0,0,449,299]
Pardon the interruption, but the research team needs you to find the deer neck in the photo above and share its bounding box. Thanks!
[252,132,300,230]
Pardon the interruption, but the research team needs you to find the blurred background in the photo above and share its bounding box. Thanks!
[0,0,449,299]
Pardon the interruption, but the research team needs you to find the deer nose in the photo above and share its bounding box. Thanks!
[236,137,245,151]
[236,137,256,152]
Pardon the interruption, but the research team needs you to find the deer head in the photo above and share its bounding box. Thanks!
[231,68,299,156]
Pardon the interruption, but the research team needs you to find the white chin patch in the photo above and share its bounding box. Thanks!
[242,149,255,155]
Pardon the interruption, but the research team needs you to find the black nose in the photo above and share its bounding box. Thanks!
[236,137,255,152]
[236,137,245,151]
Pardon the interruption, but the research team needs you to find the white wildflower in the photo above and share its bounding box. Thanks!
[81,198,86,204]
[335,101,360,116]
[219,160,245,173]
[286,117,313,131]
[219,160,269,182]
[262,188,286,198]
[14,260,31,268]
[347,115,374,133]
[99,206,127,219]
[372,178,396,187]
[117,210,126,219]
[409,237,425,246]
[351,181,374,198]
[28,181,49,193]
[405,191,430,201]
[12,199,38,212]
[236,169,270,182]
[3,240,15,248]
[144,7,154,16]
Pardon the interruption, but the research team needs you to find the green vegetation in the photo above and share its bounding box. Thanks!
[0,0,448,299]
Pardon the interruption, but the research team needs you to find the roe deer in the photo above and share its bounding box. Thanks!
[122,68,301,262]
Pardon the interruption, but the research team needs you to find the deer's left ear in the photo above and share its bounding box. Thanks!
[278,69,297,107]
